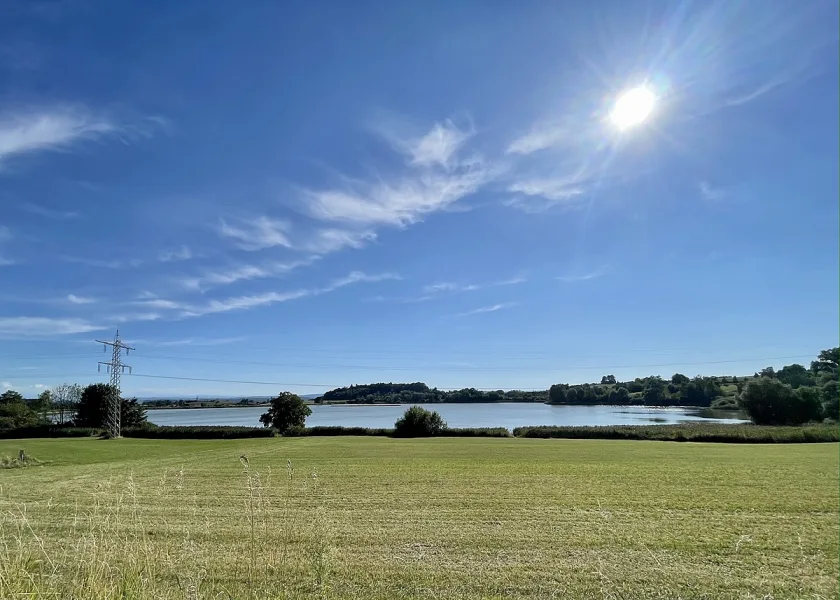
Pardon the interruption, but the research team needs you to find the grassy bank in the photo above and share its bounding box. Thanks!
[0,437,837,599]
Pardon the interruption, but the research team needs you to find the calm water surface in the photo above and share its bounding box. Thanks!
[146,403,748,429]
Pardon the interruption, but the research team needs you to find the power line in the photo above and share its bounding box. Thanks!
[0,351,818,373]
[96,329,134,438]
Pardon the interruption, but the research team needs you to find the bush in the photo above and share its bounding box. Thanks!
[121,426,276,439]
[393,406,447,437]
[710,397,740,410]
[303,426,393,436]
[438,427,511,437]
[512,423,839,443]
[0,425,104,439]
[739,378,823,425]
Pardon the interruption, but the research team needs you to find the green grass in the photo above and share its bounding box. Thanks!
[0,437,837,599]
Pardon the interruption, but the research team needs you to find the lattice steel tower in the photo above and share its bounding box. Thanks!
[96,329,134,438]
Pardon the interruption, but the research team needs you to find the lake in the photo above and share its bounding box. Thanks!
[146,403,749,429]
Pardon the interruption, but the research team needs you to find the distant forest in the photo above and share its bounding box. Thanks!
[316,348,839,411]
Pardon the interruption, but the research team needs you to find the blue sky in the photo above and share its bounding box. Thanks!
[0,0,837,397]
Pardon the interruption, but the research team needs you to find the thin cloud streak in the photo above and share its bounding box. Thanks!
[455,302,516,317]
[557,266,611,283]
[67,294,95,304]
[218,216,293,251]
[158,246,192,262]
[0,106,116,166]
[0,316,105,337]
[21,202,80,219]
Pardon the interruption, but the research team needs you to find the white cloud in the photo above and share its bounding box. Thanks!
[422,276,526,295]
[305,121,491,228]
[182,258,317,291]
[178,271,399,319]
[0,316,105,337]
[0,107,116,166]
[699,181,726,201]
[506,123,568,156]
[218,216,293,251]
[62,256,144,269]
[456,302,516,317]
[405,120,472,170]
[557,265,610,283]
[33,383,47,389]
[67,294,95,304]
[112,312,162,323]
[301,228,376,255]
[158,245,192,262]
[1,381,11,389]
[322,271,401,292]
[20,202,79,219]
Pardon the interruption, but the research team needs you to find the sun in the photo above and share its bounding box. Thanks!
[609,86,656,131]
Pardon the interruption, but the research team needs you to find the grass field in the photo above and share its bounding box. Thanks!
[1,437,838,599]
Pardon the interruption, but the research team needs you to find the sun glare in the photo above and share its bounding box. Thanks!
[610,86,656,130]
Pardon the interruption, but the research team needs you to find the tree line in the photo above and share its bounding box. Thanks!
[0,383,148,431]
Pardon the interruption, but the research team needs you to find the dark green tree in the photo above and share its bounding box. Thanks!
[0,390,44,429]
[548,384,567,405]
[393,405,447,437]
[671,373,690,385]
[259,392,311,433]
[739,378,822,425]
[821,380,838,420]
[811,347,839,374]
[74,384,147,428]
[776,364,814,389]
[759,367,777,379]
[600,375,616,385]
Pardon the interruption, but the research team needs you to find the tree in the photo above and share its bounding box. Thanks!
[53,383,82,424]
[548,384,567,405]
[394,405,447,437]
[74,384,147,428]
[821,380,838,420]
[259,392,311,433]
[811,347,839,374]
[671,373,690,385]
[0,390,43,429]
[33,390,53,421]
[738,378,822,425]
[600,375,616,385]
[776,364,814,389]
[759,367,777,379]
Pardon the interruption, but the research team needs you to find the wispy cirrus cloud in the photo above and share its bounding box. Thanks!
[62,256,144,269]
[67,294,95,304]
[506,122,570,156]
[218,216,293,251]
[422,276,526,295]
[181,257,317,291]
[21,202,79,219]
[699,181,727,201]
[0,106,117,167]
[158,245,192,263]
[0,316,105,337]
[455,302,516,317]
[305,120,492,228]
[131,271,400,320]
[557,265,610,283]
[125,336,248,348]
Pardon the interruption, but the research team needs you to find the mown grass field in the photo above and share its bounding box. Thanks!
[1,437,838,599]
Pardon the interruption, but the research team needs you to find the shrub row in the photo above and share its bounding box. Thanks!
[121,425,277,439]
[0,425,104,439]
[512,423,839,443]
[2,422,836,442]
